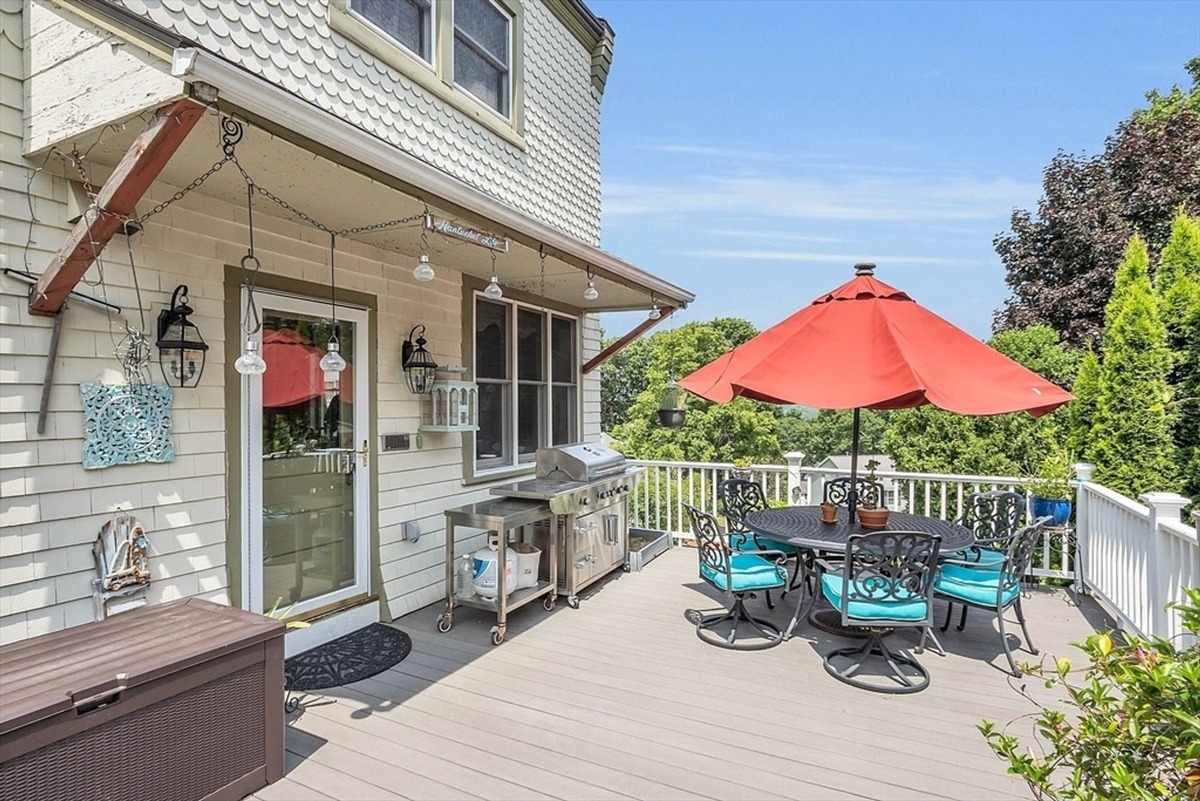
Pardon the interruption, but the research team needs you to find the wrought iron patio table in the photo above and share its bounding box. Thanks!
[744,506,975,638]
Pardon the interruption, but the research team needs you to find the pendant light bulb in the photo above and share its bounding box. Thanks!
[235,339,267,375]
[583,278,599,301]
[484,274,504,299]
[413,253,435,282]
[648,303,661,321]
[320,339,347,373]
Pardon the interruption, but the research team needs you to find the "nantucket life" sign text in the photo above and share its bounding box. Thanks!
[427,216,509,252]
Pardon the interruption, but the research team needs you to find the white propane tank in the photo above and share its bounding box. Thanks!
[472,538,517,599]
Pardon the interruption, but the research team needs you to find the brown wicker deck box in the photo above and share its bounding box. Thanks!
[0,597,285,801]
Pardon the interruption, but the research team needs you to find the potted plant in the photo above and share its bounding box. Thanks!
[732,456,753,479]
[820,501,838,524]
[1024,448,1074,526]
[856,459,889,529]
[656,381,686,428]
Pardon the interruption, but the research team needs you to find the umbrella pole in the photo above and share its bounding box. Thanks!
[847,407,861,524]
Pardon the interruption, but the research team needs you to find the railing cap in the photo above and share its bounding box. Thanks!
[1138,491,1191,511]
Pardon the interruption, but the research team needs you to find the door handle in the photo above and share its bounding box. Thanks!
[357,439,369,468]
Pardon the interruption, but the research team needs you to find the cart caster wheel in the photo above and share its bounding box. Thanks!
[623,563,631,572]
[490,625,505,646]
[437,614,453,633]
[567,596,580,609]
[543,595,556,611]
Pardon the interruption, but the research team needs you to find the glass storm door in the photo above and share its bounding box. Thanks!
[241,292,370,616]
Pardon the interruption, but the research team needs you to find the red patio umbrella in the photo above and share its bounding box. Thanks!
[262,328,354,408]
[679,263,1074,518]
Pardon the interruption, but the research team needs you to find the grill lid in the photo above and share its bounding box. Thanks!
[535,443,626,482]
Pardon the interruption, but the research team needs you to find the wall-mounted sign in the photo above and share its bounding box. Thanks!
[427,215,508,252]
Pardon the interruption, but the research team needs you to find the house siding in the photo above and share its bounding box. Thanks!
[111,0,604,245]
[1,0,605,642]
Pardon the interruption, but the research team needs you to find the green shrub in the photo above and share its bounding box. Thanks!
[980,588,1200,800]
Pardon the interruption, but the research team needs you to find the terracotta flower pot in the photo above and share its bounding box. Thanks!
[857,507,890,530]
[820,504,838,524]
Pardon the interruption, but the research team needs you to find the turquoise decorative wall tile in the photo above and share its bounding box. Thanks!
[81,383,176,469]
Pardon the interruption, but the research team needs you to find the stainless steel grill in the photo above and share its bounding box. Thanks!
[491,443,641,608]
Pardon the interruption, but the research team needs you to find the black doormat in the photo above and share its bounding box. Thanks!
[284,623,412,691]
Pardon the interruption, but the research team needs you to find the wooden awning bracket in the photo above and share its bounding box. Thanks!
[29,97,206,317]
[582,306,676,374]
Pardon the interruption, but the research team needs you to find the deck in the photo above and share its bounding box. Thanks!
[250,546,1111,801]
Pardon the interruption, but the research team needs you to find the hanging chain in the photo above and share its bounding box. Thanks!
[539,244,546,297]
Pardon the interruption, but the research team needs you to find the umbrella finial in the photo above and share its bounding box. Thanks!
[854,262,876,276]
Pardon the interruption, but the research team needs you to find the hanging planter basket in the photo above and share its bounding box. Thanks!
[657,408,686,428]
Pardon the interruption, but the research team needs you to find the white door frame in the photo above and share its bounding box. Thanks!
[239,289,371,616]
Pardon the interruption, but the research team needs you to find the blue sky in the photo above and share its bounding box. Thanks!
[588,0,1200,340]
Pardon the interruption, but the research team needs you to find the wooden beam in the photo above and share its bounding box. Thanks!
[582,306,675,374]
[29,97,207,316]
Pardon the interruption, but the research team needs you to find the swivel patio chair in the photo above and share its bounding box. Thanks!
[717,478,802,606]
[822,476,885,510]
[934,516,1051,676]
[939,490,1025,629]
[816,530,941,693]
[684,504,788,650]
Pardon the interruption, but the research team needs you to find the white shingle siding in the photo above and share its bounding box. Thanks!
[114,0,603,244]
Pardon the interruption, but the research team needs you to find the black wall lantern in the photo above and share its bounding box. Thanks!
[156,284,208,388]
[402,324,438,394]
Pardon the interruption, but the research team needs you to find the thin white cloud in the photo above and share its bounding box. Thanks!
[603,174,1039,223]
[707,228,848,245]
[644,144,785,162]
[680,249,974,266]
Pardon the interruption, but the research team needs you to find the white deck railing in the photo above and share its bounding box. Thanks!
[1077,483,1198,645]
[628,457,1196,644]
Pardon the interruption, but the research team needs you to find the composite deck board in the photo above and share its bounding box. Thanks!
[255,547,1106,801]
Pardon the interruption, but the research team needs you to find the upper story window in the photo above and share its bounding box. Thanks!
[474,295,577,473]
[348,0,433,63]
[453,0,511,117]
[330,0,525,145]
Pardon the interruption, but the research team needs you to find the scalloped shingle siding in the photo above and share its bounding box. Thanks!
[117,0,602,244]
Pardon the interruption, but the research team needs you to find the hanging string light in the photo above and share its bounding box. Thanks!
[413,208,435,282]
[484,249,503,299]
[583,265,599,301]
[319,233,347,374]
[234,182,267,375]
[648,292,662,320]
[538,244,546,298]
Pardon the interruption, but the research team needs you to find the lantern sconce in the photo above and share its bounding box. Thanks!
[156,284,208,388]
[402,324,438,394]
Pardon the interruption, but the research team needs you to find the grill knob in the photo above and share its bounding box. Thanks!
[581,497,590,505]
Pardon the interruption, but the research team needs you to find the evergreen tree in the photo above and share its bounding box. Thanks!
[1087,236,1178,497]
[1067,350,1102,459]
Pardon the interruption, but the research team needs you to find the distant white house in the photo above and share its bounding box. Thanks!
[814,454,902,509]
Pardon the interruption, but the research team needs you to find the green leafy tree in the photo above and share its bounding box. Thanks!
[600,335,652,432]
[778,408,888,464]
[1087,236,1178,497]
[609,321,779,463]
[1155,213,1200,505]
[995,60,1200,347]
[980,587,1200,801]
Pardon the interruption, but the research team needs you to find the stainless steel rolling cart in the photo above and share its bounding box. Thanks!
[436,497,557,645]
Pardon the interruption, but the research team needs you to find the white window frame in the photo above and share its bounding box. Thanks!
[346,0,435,65]
[329,0,526,147]
[473,292,579,475]
[452,0,513,118]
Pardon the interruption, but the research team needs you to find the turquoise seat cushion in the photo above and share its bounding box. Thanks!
[935,564,1020,607]
[702,553,787,593]
[820,573,928,621]
[728,531,798,555]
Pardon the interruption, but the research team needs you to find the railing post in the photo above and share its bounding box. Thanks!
[786,452,805,505]
[1138,491,1190,639]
